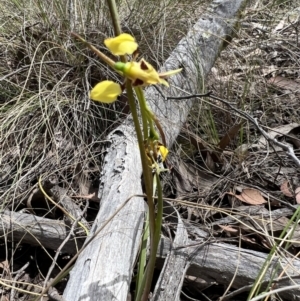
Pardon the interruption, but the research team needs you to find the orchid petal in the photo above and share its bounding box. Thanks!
[104,33,138,56]
[90,81,122,103]
[159,68,182,78]
[114,58,181,87]
[158,145,169,162]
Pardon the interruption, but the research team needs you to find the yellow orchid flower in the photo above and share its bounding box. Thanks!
[145,140,169,167]
[90,33,182,104]
[90,59,182,103]
[115,59,182,87]
[90,80,122,103]
[158,144,169,162]
[104,33,138,56]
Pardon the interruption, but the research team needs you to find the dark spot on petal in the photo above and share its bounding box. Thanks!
[133,78,144,86]
[140,60,148,70]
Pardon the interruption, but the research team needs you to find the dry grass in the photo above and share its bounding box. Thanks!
[0,0,207,299]
[0,0,204,209]
[1,0,300,299]
[169,1,300,298]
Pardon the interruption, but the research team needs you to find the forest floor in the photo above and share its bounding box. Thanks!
[0,0,300,300]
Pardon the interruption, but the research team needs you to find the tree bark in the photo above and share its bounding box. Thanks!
[63,1,249,300]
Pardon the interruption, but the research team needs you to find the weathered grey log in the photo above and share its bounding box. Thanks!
[63,1,248,300]
[2,207,300,300]
[151,204,189,301]
[0,210,83,254]
[157,238,300,301]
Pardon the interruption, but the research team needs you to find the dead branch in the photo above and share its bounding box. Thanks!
[157,238,300,301]
[0,210,83,254]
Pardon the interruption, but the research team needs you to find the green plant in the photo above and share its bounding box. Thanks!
[70,2,181,300]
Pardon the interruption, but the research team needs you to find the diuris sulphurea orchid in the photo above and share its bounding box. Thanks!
[89,33,182,103]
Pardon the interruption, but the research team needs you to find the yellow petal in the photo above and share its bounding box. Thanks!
[159,68,182,78]
[157,78,169,87]
[114,59,176,87]
[90,81,122,103]
[158,145,169,162]
[123,60,162,86]
[104,33,138,55]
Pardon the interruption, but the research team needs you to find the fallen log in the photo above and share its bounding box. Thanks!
[63,1,249,300]
[157,238,300,301]
[0,210,83,254]
[2,209,299,300]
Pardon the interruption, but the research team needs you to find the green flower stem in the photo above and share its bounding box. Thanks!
[125,78,155,242]
[149,113,166,146]
[106,0,127,64]
[134,87,149,139]
[155,172,164,260]
[134,86,162,143]
[146,110,160,141]
[126,82,159,301]
[140,172,163,301]
[106,0,122,36]
[135,211,149,300]
[130,85,165,301]
[125,80,153,198]
[139,100,165,146]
